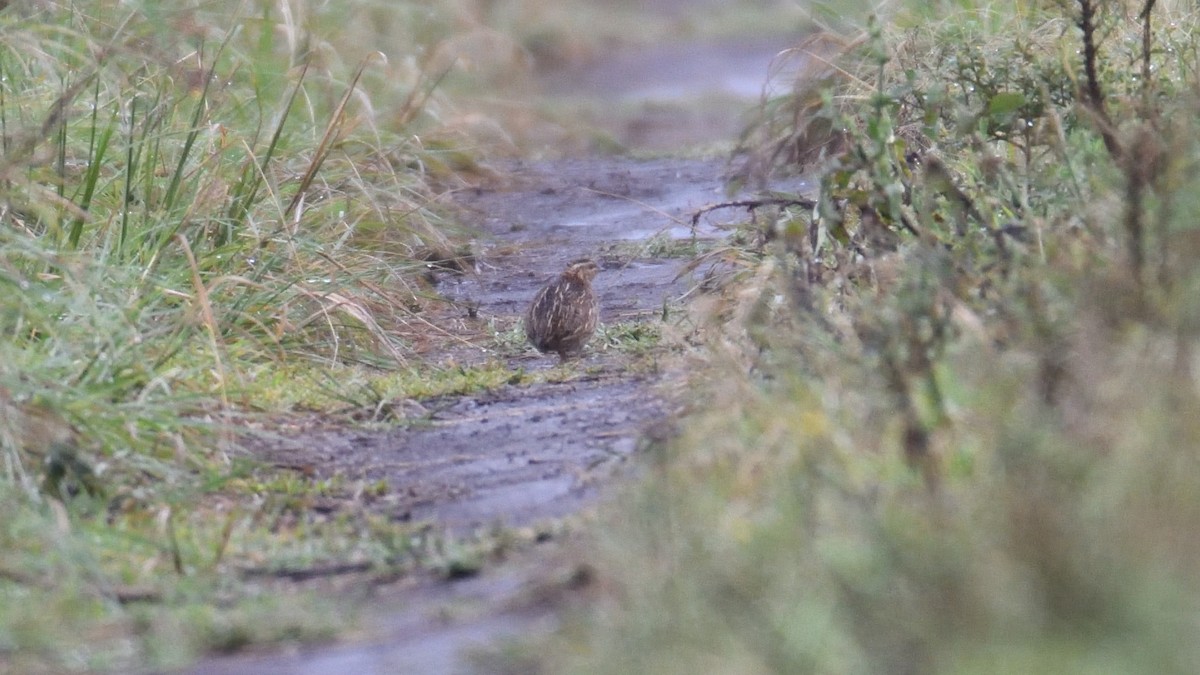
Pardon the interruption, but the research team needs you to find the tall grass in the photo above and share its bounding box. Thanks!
[0,0,478,670]
[0,0,469,484]
[551,1,1200,673]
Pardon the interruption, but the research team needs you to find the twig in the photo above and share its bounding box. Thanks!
[112,586,163,604]
[689,197,817,229]
[1076,0,1122,159]
[239,561,374,581]
[1139,0,1157,102]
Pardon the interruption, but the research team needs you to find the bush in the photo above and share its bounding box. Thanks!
[552,1,1200,673]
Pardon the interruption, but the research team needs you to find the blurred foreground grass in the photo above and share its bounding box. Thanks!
[547,1,1200,673]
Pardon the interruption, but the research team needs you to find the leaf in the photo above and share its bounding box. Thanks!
[987,92,1026,117]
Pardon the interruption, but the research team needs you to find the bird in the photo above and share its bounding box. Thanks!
[525,258,600,361]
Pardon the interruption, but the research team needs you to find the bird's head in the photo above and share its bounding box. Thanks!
[563,258,600,283]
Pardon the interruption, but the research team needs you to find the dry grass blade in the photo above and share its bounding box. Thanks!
[284,52,385,220]
[295,288,408,366]
[177,233,228,406]
[396,56,456,130]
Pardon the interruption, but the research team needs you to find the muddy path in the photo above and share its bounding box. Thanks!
[188,12,805,675]
[236,157,731,539]
[189,157,741,675]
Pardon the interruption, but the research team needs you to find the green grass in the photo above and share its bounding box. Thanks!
[543,1,1200,673]
[0,0,511,670]
[236,359,532,413]
[596,320,663,356]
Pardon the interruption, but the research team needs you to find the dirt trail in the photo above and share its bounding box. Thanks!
[189,158,742,675]
[189,12,803,675]
[233,158,730,539]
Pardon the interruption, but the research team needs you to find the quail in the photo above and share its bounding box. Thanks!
[525,258,600,361]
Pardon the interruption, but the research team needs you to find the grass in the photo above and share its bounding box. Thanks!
[596,320,663,356]
[540,1,1200,673]
[602,231,718,259]
[0,0,529,669]
[235,359,533,414]
[17,0,1178,671]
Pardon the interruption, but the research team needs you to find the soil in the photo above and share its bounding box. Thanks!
[188,7,805,674]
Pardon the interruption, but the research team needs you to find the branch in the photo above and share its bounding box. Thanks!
[1076,0,1123,159]
[689,197,817,229]
[239,561,374,582]
[1139,0,1157,100]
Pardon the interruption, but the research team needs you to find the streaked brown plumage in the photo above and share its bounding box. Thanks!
[525,258,600,360]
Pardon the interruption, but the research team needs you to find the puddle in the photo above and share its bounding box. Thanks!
[540,36,803,102]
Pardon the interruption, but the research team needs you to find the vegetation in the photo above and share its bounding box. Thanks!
[549,0,1200,673]
[14,0,1197,672]
[0,0,546,670]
